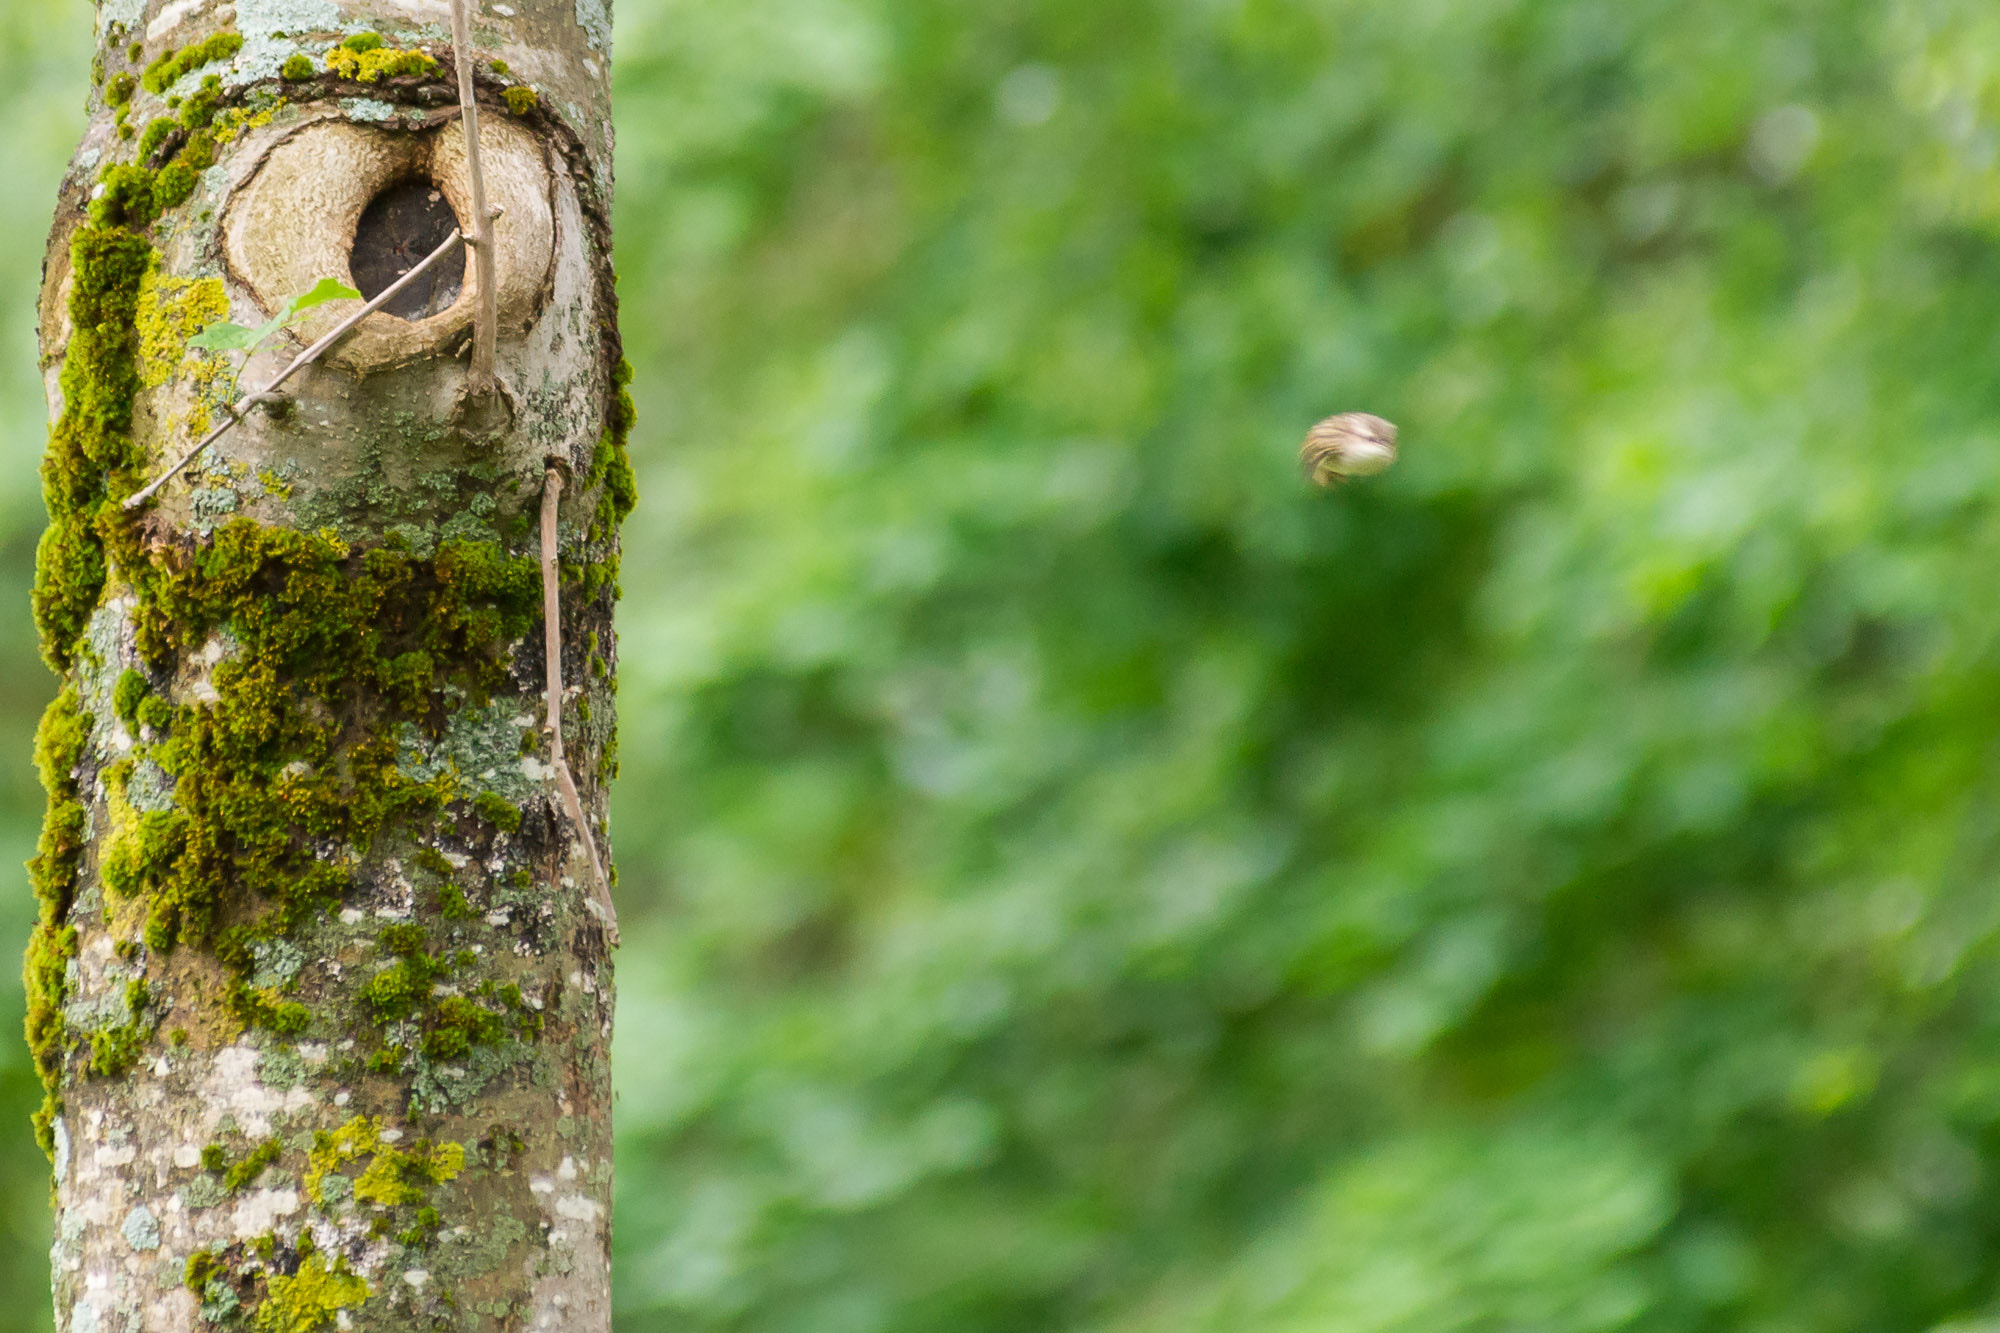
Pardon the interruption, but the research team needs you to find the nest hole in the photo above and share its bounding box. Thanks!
[349,179,465,320]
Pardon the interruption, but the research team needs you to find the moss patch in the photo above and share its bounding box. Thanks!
[116,524,538,964]
[25,688,91,1153]
[141,32,243,96]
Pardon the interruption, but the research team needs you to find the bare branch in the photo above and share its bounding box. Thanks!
[124,228,469,511]
[542,467,620,944]
[451,0,500,394]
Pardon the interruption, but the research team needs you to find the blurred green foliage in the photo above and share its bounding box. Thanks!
[13,0,2000,1330]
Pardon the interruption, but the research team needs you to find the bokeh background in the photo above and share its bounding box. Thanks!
[11,0,2000,1328]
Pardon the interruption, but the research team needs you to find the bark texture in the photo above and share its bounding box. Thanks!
[30,2,629,1329]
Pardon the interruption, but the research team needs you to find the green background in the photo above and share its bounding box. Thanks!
[11,0,2000,1328]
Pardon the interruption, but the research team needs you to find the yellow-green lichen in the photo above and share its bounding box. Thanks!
[306,1114,464,1207]
[255,1253,369,1333]
[137,265,229,390]
[325,32,439,84]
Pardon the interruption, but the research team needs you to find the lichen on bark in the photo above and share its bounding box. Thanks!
[33,2,628,1328]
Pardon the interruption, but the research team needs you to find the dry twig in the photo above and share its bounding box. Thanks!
[542,468,620,942]
[450,0,499,394]
[124,229,470,511]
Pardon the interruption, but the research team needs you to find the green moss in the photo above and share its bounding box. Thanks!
[489,58,509,74]
[361,948,442,1022]
[87,977,153,1077]
[438,879,475,919]
[185,1248,224,1289]
[280,53,315,82]
[181,128,217,170]
[256,1253,369,1333]
[503,85,538,116]
[154,161,198,211]
[472,790,522,833]
[35,220,148,668]
[341,31,385,53]
[224,1136,282,1191]
[113,669,148,729]
[179,74,223,130]
[137,116,176,160]
[92,162,159,229]
[105,72,137,106]
[200,1143,226,1173]
[136,695,174,732]
[423,994,506,1060]
[112,523,537,975]
[21,691,84,1145]
[141,31,243,95]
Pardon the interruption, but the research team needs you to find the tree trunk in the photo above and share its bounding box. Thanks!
[30,2,630,1329]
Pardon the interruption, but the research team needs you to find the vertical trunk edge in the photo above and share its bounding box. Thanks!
[31,2,630,1329]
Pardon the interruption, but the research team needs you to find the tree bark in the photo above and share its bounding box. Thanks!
[30,2,629,1329]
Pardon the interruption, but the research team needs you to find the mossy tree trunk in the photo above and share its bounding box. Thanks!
[30,2,630,1329]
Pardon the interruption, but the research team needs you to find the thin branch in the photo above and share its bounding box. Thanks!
[542,468,620,943]
[124,229,468,511]
[450,0,499,394]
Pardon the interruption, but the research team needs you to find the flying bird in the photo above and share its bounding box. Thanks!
[1300,413,1398,487]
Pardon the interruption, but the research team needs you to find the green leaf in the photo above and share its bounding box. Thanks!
[185,322,262,352]
[186,278,361,355]
[283,277,362,318]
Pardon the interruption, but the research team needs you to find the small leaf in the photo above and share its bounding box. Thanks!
[186,322,263,352]
[185,278,361,357]
[285,277,363,317]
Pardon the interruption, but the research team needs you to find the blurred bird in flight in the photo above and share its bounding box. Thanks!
[1300,413,1398,487]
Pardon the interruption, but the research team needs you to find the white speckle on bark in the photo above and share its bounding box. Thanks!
[231,1188,301,1239]
[556,1194,600,1221]
[147,0,211,40]
[204,1044,314,1133]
